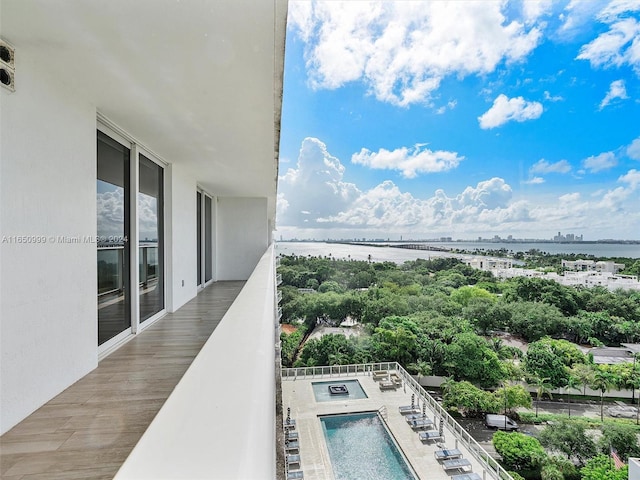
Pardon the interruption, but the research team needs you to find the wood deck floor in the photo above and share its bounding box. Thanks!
[0,281,245,480]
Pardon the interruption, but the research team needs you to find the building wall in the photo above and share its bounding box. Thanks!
[165,164,198,313]
[0,53,98,434]
[216,197,268,280]
[0,54,270,434]
[630,458,640,480]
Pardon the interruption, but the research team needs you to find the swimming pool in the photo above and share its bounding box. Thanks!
[320,412,417,480]
[312,380,368,402]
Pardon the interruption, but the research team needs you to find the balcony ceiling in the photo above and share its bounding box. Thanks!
[1,0,287,218]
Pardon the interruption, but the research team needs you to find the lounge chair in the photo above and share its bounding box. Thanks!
[442,458,472,473]
[404,413,425,422]
[419,430,443,442]
[408,418,433,430]
[285,440,299,453]
[286,454,301,468]
[285,431,298,441]
[434,448,462,460]
[379,380,399,390]
[287,470,304,480]
[372,370,388,381]
[451,474,481,480]
[398,405,420,414]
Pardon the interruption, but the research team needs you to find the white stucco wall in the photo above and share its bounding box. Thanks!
[216,197,268,280]
[0,52,98,434]
[165,164,198,312]
[629,458,640,480]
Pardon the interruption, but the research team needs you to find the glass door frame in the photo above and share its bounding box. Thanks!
[136,147,167,331]
[196,188,215,290]
[97,119,167,357]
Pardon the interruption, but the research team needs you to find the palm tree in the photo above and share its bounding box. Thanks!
[627,353,640,425]
[415,360,432,386]
[590,369,614,422]
[629,353,640,404]
[529,375,553,418]
[440,376,456,401]
[563,375,582,418]
[570,363,595,398]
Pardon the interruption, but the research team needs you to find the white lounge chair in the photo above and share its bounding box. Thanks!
[442,458,472,473]
[419,430,443,442]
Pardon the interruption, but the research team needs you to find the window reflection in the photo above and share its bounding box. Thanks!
[97,131,130,345]
[139,155,164,321]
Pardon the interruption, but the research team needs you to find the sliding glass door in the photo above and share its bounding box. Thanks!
[97,131,131,346]
[139,155,164,322]
[197,192,202,286]
[97,128,166,348]
[196,190,214,287]
[205,196,213,283]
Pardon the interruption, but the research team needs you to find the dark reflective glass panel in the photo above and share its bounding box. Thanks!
[197,192,202,285]
[205,196,213,282]
[139,155,164,321]
[97,131,130,345]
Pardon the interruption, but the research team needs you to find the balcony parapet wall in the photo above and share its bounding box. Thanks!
[116,245,277,479]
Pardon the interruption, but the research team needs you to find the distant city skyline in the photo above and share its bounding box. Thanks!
[277,1,640,241]
[279,233,639,244]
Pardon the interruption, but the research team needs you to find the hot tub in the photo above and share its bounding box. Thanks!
[328,384,349,395]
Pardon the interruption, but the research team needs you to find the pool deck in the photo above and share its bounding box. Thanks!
[282,373,489,480]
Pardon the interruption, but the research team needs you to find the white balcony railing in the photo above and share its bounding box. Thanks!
[116,245,277,479]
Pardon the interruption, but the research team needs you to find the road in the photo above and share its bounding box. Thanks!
[453,398,639,458]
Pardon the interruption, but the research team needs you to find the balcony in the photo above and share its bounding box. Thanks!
[0,246,278,479]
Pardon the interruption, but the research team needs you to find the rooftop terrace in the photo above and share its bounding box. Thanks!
[282,363,512,480]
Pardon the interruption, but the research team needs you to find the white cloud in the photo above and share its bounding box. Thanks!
[530,158,572,174]
[627,137,640,159]
[138,193,158,241]
[351,143,464,178]
[599,79,629,109]
[524,177,545,184]
[478,94,543,129]
[522,0,554,25]
[559,192,582,203]
[583,151,617,172]
[277,138,639,239]
[595,168,640,211]
[558,0,610,40]
[436,100,457,114]
[288,1,542,106]
[619,168,640,189]
[317,180,426,227]
[577,0,640,75]
[318,176,528,229]
[278,138,530,231]
[543,91,564,102]
[277,137,361,227]
[455,178,512,209]
[599,0,640,20]
[598,186,631,211]
[97,186,125,237]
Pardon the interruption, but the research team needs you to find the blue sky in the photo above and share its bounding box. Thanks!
[276,0,640,241]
